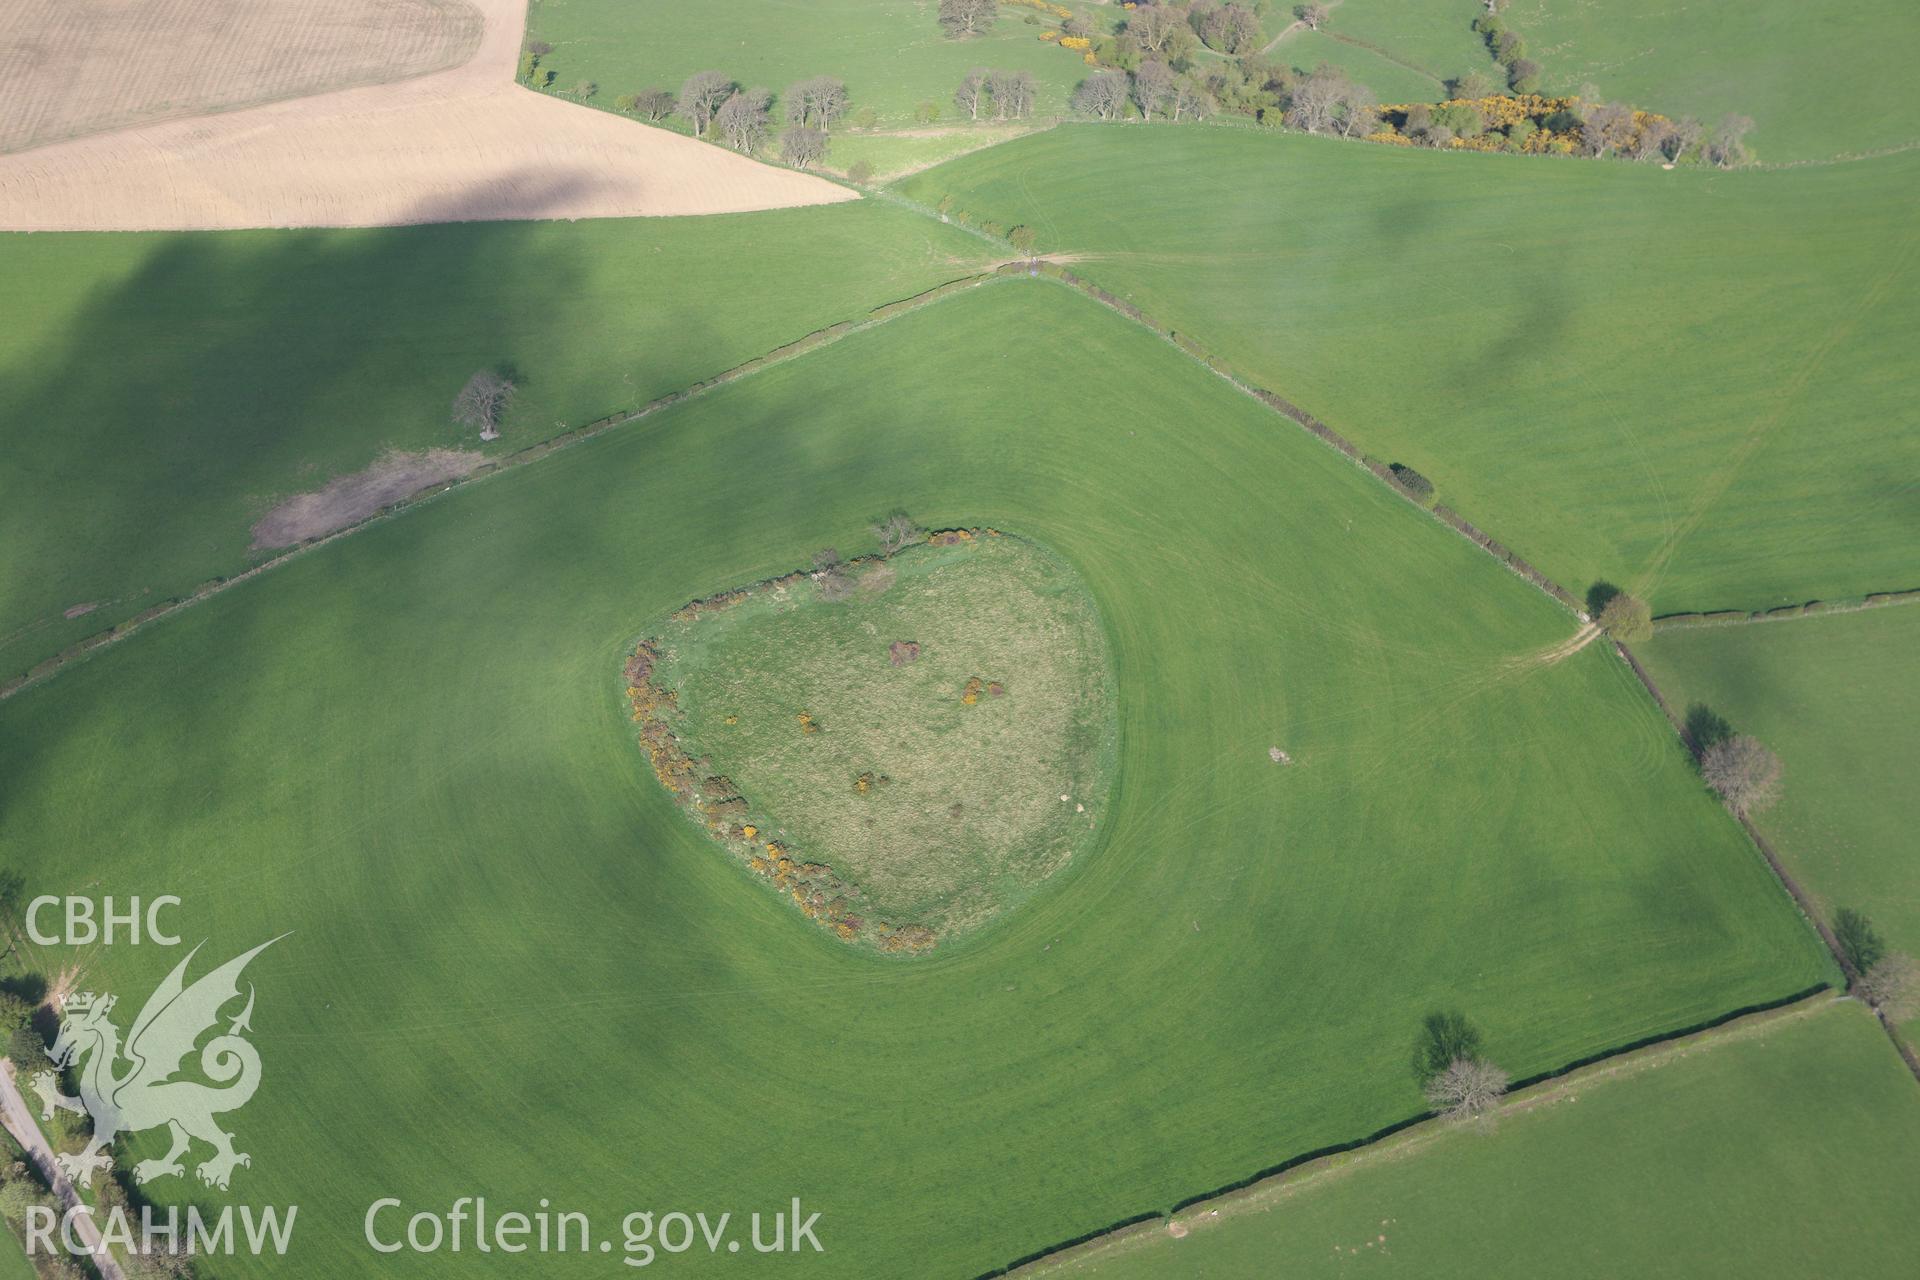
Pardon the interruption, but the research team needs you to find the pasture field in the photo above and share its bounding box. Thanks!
[0,282,1831,1276]
[1638,605,1920,1030]
[523,0,1109,127]
[0,1226,29,1280]
[0,202,991,682]
[1316,1,1492,91]
[0,0,482,154]
[826,123,1045,182]
[899,127,1920,611]
[1278,28,1447,105]
[1315,0,1919,162]
[1044,999,1920,1278]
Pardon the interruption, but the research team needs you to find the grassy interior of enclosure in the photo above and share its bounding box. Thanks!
[1320,0,1919,162]
[525,0,1110,127]
[0,0,482,154]
[1638,606,1920,1031]
[1048,999,1920,1279]
[650,534,1115,940]
[899,128,1920,611]
[0,203,992,681]
[0,283,1831,1278]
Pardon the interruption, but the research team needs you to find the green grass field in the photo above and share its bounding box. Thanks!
[899,126,1920,611]
[1319,0,1920,162]
[0,1233,32,1280]
[524,0,1109,128]
[1322,2,1493,91]
[0,203,991,682]
[1638,606,1920,1030]
[1278,28,1448,105]
[826,122,1044,181]
[0,281,1831,1277]
[1046,999,1920,1278]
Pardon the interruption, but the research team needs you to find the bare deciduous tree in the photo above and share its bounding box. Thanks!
[678,71,735,135]
[1663,116,1703,162]
[989,69,1037,120]
[1127,4,1187,53]
[1171,76,1216,122]
[715,88,773,152]
[1706,113,1754,167]
[1283,66,1358,134]
[954,68,990,121]
[780,125,829,168]
[1702,734,1783,817]
[1858,953,1920,1022]
[786,76,851,129]
[1073,71,1130,121]
[1336,81,1380,137]
[1296,4,1330,31]
[939,0,999,39]
[1630,115,1673,161]
[1580,101,1635,156]
[871,512,923,556]
[1595,591,1652,642]
[1424,1056,1509,1122]
[1199,4,1263,54]
[452,370,514,441]
[812,547,854,602]
[633,87,675,120]
[1132,61,1176,120]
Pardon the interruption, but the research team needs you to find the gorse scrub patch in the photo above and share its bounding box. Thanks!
[625,532,1116,950]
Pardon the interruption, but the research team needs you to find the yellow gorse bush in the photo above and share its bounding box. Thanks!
[1376,94,1673,158]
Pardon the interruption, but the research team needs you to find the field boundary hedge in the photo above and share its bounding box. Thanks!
[1035,263,1588,618]
[986,991,1842,1278]
[0,265,1023,703]
[1654,587,1920,632]
[1617,641,1920,1084]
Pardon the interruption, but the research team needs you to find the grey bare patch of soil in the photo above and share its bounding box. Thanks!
[250,448,482,550]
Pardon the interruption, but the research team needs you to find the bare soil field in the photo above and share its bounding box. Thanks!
[0,0,482,154]
[250,449,484,550]
[0,0,854,229]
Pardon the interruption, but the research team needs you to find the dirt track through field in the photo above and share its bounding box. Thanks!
[0,0,855,229]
